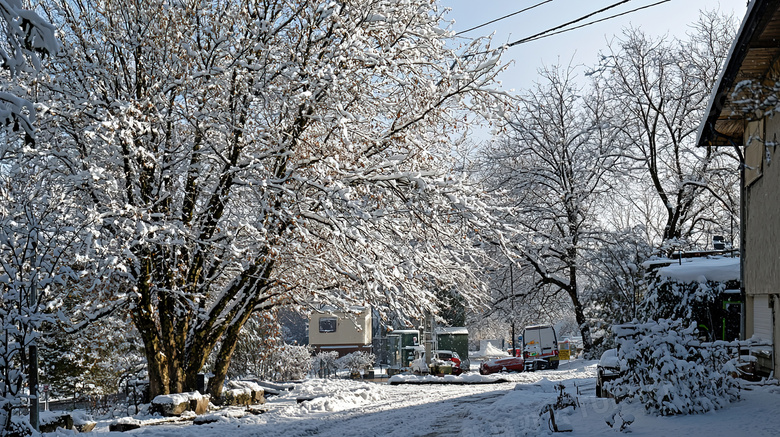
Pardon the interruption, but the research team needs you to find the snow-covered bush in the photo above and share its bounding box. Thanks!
[337,352,375,377]
[641,275,725,326]
[608,319,739,416]
[312,351,339,378]
[269,345,312,381]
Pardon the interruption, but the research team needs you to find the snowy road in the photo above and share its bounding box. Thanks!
[274,384,515,437]
[86,360,780,436]
[415,390,507,437]
[266,362,595,437]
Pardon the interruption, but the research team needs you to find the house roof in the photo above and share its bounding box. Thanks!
[435,327,468,335]
[656,256,740,283]
[697,0,780,148]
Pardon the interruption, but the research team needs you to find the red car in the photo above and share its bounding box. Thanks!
[479,356,525,375]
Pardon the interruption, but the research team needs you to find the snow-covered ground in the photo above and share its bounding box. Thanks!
[49,359,780,436]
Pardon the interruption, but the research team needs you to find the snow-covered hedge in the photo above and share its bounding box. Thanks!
[312,351,339,377]
[608,319,739,416]
[269,345,313,381]
[337,352,375,376]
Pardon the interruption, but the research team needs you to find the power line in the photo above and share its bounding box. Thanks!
[456,0,555,36]
[454,0,673,59]
[507,0,633,47]
[517,0,671,45]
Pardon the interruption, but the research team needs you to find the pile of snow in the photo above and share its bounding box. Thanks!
[228,380,263,392]
[152,391,204,405]
[470,342,509,359]
[68,409,93,426]
[292,379,385,413]
[389,373,506,384]
[225,380,264,398]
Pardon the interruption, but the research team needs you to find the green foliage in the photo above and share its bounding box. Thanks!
[40,320,145,399]
[436,288,466,327]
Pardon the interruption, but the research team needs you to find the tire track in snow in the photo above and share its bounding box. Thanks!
[415,390,507,437]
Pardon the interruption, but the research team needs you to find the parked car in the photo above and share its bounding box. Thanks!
[596,348,621,398]
[479,356,525,375]
[523,324,560,370]
[410,348,463,375]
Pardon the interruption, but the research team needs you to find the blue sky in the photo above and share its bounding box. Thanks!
[439,0,748,92]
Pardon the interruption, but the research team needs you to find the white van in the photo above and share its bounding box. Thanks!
[522,324,559,370]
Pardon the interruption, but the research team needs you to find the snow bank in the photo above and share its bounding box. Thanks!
[229,380,264,393]
[435,327,468,335]
[152,391,203,405]
[388,373,507,384]
[287,379,386,413]
[471,342,509,359]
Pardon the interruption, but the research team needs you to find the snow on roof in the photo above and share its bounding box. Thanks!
[656,257,740,283]
[525,324,554,330]
[388,329,419,334]
[313,305,368,314]
[435,327,468,335]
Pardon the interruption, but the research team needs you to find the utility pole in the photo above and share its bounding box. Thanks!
[424,314,434,369]
[510,263,516,357]
[29,228,39,431]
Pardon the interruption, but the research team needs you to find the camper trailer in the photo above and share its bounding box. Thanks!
[309,307,372,357]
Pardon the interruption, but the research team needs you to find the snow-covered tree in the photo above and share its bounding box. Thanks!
[38,0,507,399]
[0,147,94,430]
[0,0,57,138]
[269,345,312,382]
[312,351,339,378]
[609,319,739,416]
[585,228,652,331]
[594,11,739,245]
[0,1,62,432]
[480,64,618,352]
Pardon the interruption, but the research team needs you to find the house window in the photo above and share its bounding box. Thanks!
[319,317,337,333]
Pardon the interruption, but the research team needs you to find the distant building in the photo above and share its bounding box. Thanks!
[435,327,469,367]
[697,0,780,377]
[308,307,372,357]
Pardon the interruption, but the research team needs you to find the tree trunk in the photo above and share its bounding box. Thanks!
[567,259,593,354]
[570,290,593,353]
[206,323,245,400]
